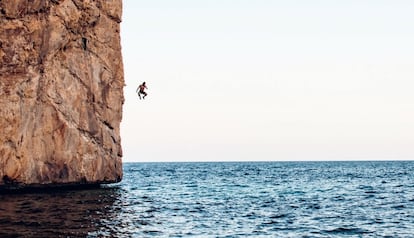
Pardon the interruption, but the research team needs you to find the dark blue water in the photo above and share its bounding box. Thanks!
[1,161,414,237]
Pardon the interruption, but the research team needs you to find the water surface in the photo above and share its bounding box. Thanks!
[1,161,413,237]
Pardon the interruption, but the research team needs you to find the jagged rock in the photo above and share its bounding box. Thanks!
[0,0,124,188]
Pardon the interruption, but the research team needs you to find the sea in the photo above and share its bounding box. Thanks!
[1,161,414,237]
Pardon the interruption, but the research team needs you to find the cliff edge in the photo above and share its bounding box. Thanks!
[0,0,124,188]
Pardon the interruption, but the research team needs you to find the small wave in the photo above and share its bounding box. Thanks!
[325,227,373,235]
[391,204,406,209]
[269,213,289,219]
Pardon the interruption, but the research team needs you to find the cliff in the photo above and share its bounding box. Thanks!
[0,0,124,188]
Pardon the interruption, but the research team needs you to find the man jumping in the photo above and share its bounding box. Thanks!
[136,82,148,100]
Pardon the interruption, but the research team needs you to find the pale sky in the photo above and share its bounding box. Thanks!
[120,0,414,162]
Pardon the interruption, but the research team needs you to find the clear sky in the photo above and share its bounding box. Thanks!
[120,0,414,162]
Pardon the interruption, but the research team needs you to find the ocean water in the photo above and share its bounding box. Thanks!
[1,161,414,237]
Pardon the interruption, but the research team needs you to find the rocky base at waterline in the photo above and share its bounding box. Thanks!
[0,0,124,189]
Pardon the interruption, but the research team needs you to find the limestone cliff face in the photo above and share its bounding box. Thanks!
[0,0,124,188]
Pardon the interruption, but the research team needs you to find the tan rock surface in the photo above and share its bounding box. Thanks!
[0,0,124,188]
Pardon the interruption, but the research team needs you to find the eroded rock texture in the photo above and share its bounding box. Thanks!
[0,0,124,188]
